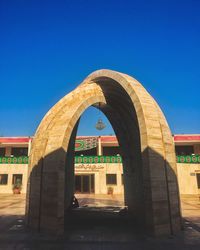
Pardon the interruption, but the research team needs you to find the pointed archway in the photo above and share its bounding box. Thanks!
[26,69,182,236]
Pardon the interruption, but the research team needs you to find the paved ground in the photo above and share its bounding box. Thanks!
[0,194,199,249]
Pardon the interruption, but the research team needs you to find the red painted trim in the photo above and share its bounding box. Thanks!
[76,136,97,139]
[174,135,200,141]
[101,136,118,143]
[1,135,200,144]
[0,138,31,143]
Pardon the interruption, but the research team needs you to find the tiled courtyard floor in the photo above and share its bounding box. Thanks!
[0,194,199,249]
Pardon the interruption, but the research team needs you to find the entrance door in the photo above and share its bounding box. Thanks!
[82,175,90,193]
[75,174,95,193]
[75,175,81,193]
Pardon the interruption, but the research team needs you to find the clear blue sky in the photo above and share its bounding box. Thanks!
[0,0,199,136]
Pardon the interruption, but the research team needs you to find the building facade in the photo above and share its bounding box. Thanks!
[0,135,200,198]
[0,137,31,194]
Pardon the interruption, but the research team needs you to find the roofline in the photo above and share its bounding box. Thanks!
[0,134,200,144]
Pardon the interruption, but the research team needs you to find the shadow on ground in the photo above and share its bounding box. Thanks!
[0,210,200,250]
[0,194,200,249]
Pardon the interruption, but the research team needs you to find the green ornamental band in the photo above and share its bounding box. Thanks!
[0,155,200,164]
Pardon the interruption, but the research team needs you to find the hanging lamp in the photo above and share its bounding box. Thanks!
[95,103,106,130]
[95,118,106,130]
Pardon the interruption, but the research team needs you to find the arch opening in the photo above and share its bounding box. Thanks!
[63,78,144,224]
[26,69,182,237]
[64,106,128,233]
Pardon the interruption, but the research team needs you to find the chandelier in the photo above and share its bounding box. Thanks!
[95,118,106,130]
[95,102,106,130]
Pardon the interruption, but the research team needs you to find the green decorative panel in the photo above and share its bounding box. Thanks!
[75,137,97,151]
[75,156,122,164]
[0,155,200,165]
[0,156,29,164]
[176,155,200,164]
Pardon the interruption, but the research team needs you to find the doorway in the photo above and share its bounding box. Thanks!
[75,174,94,193]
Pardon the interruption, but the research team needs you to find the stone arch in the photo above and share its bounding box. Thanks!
[26,69,181,236]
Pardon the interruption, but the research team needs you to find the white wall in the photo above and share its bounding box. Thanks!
[177,163,200,197]
[0,164,28,193]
